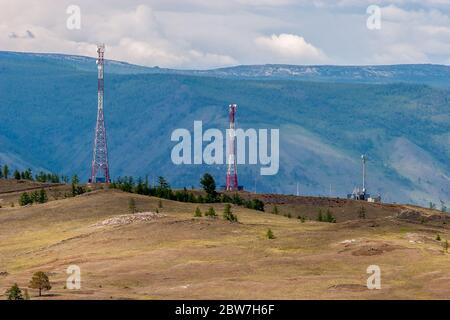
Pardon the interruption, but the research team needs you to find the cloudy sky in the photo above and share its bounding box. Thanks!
[2,0,450,69]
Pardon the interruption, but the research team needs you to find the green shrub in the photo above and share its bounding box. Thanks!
[325,209,336,223]
[194,207,202,217]
[19,192,32,206]
[247,199,265,212]
[5,283,23,300]
[266,229,275,239]
[223,204,238,222]
[205,207,217,218]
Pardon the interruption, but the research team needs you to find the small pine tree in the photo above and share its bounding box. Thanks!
[444,240,449,253]
[194,207,202,217]
[158,200,163,208]
[325,209,336,223]
[30,190,40,204]
[436,234,441,241]
[19,192,32,206]
[205,207,217,218]
[14,170,21,180]
[5,283,24,300]
[71,174,84,197]
[200,173,218,202]
[266,229,275,239]
[38,189,48,204]
[223,204,238,222]
[29,271,51,297]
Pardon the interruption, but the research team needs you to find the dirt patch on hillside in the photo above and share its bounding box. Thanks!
[396,209,450,226]
[352,243,401,256]
[92,212,165,227]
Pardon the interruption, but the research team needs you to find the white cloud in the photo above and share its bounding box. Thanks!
[1,0,450,67]
[255,34,328,64]
[372,43,429,64]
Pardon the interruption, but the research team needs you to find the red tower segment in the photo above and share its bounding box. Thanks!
[226,104,238,191]
[89,44,110,183]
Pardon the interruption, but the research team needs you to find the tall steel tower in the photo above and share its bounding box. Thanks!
[226,104,238,191]
[89,44,110,183]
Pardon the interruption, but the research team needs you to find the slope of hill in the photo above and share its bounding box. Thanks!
[0,188,449,299]
[0,51,449,207]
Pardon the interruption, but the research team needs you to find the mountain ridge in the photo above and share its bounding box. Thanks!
[3,50,450,86]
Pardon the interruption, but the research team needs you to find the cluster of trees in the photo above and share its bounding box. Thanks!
[194,203,238,222]
[0,164,64,183]
[13,168,33,180]
[19,189,48,206]
[110,173,265,212]
[18,175,85,206]
[35,172,63,183]
[5,271,51,300]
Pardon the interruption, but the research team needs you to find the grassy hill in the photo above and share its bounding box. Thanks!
[0,181,449,299]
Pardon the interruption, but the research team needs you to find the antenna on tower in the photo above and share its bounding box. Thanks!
[226,104,238,191]
[89,44,111,184]
[361,154,367,192]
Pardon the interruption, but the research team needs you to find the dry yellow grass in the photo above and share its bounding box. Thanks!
[0,188,449,300]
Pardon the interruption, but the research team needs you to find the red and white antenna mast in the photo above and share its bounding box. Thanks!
[89,44,110,183]
[226,104,238,191]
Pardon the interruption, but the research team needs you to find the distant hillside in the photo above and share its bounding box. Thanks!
[185,64,450,87]
[0,51,449,207]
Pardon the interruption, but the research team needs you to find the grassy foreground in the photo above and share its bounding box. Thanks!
[0,184,449,300]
